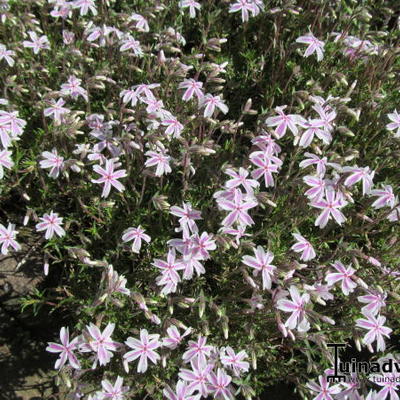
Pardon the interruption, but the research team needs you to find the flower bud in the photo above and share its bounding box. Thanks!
[355,336,362,352]
[321,316,335,325]
[222,318,229,339]
[44,260,49,276]
[158,50,166,64]
[199,290,206,318]
[367,257,381,267]
[288,330,295,341]
[277,321,288,337]
[241,385,255,400]
[152,194,170,211]
[251,350,257,369]
[337,126,355,137]
[202,320,210,336]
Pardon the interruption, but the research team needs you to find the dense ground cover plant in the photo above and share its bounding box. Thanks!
[0,0,400,398]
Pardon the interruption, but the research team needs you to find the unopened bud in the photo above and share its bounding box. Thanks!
[356,277,369,289]
[249,328,255,340]
[277,321,288,337]
[189,145,216,156]
[288,330,295,341]
[168,298,174,315]
[355,337,362,352]
[251,350,257,369]
[152,194,170,211]
[202,320,210,336]
[241,385,255,400]
[367,257,381,267]
[23,214,30,226]
[199,290,206,318]
[244,98,252,112]
[337,126,355,137]
[321,316,335,325]
[243,270,258,289]
[158,50,166,64]
[206,38,222,52]
[132,292,148,311]
[44,260,49,276]
[221,317,229,339]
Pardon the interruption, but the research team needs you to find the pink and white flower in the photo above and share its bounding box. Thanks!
[370,185,396,209]
[199,94,229,118]
[343,166,375,195]
[179,359,213,397]
[145,146,172,176]
[217,189,258,227]
[162,116,184,138]
[386,109,400,138]
[306,370,342,400]
[242,246,276,290]
[358,291,387,316]
[299,119,332,147]
[163,381,201,400]
[303,175,326,201]
[252,132,281,154]
[224,167,259,195]
[0,110,26,139]
[229,0,263,23]
[44,98,70,124]
[152,248,184,284]
[356,313,392,352]
[207,368,234,400]
[182,336,214,364]
[23,31,50,54]
[325,261,357,296]
[311,189,348,228]
[72,0,97,16]
[299,153,339,177]
[163,325,191,350]
[0,44,15,66]
[46,327,80,370]
[92,159,127,198]
[121,226,151,253]
[291,233,316,261]
[0,149,13,178]
[250,151,282,187]
[191,232,216,260]
[265,105,306,138]
[220,346,249,376]
[179,0,201,18]
[296,33,325,61]
[0,223,21,255]
[130,13,150,32]
[82,323,119,367]
[276,286,310,332]
[124,329,161,373]
[60,76,88,102]
[120,35,143,56]
[99,376,129,400]
[170,203,202,234]
[178,79,204,102]
[36,211,66,240]
[39,149,64,178]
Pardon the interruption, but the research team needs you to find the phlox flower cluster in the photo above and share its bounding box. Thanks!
[47,322,249,400]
